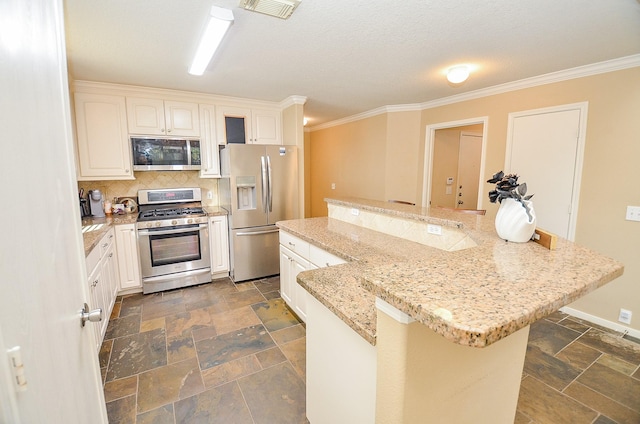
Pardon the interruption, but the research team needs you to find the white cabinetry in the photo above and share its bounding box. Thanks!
[217,105,282,145]
[279,231,346,323]
[208,215,230,275]
[85,228,119,350]
[74,92,133,180]
[126,97,200,136]
[199,104,221,178]
[114,223,142,292]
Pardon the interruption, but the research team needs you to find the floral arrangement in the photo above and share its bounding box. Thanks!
[487,170,534,220]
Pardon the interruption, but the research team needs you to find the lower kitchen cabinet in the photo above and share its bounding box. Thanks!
[208,215,230,276]
[279,230,346,323]
[280,245,310,321]
[85,228,118,350]
[114,223,142,292]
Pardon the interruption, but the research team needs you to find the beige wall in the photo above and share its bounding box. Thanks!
[309,114,388,217]
[309,66,640,331]
[384,111,422,204]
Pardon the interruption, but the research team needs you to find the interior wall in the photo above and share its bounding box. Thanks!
[309,66,640,331]
[384,111,422,204]
[309,114,387,217]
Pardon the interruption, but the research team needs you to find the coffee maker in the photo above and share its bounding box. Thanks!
[88,189,105,217]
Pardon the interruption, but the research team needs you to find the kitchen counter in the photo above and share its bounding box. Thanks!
[278,197,624,348]
[81,206,227,256]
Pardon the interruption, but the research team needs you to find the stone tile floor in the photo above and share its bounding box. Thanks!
[101,276,640,423]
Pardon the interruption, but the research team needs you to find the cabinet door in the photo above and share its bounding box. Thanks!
[217,105,252,144]
[291,255,309,322]
[279,245,308,322]
[104,242,119,313]
[114,224,142,291]
[199,104,220,177]
[126,97,165,135]
[86,263,103,351]
[164,101,200,136]
[74,92,133,180]
[252,108,282,145]
[209,215,229,273]
[279,246,294,306]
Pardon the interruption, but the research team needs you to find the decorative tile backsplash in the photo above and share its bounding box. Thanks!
[77,171,220,206]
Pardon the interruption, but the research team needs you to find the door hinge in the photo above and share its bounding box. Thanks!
[7,346,28,392]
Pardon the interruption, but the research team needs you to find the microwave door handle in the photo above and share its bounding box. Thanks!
[260,156,268,214]
[266,155,273,212]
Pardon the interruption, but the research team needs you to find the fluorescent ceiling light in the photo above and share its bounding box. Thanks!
[446,65,470,84]
[188,6,234,76]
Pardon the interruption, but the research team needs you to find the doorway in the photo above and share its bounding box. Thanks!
[422,118,488,209]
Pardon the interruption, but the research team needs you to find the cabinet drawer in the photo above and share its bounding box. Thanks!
[310,245,347,268]
[99,229,115,256]
[86,244,101,274]
[279,231,310,259]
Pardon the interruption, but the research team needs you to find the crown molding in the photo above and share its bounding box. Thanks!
[309,54,640,132]
[280,95,308,109]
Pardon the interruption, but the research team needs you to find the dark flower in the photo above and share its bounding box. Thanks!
[487,170,535,220]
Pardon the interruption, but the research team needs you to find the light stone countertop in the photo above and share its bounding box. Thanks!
[81,206,227,257]
[277,197,624,348]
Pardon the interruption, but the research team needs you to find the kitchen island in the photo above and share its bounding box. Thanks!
[276,197,624,423]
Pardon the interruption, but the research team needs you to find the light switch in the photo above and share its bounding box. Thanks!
[446,177,454,185]
[445,186,452,195]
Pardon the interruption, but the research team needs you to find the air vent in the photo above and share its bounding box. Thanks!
[241,0,301,19]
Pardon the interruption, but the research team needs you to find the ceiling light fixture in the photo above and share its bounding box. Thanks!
[188,6,234,76]
[446,65,470,84]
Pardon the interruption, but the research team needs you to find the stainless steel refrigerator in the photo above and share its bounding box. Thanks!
[219,144,298,282]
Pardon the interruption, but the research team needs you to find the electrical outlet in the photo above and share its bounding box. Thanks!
[207,191,212,199]
[427,224,442,235]
[625,206,640,222]
[618,308,632,325]
[331,183,336,190]
[351,208,360,216]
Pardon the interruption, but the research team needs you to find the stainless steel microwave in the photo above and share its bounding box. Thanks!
[131,137,201,171]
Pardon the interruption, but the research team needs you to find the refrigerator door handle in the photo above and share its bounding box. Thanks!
[236,229,280,236]
[260,155,268,214]
[266,155,273,212]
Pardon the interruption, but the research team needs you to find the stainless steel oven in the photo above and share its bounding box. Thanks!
[137,188,211,294]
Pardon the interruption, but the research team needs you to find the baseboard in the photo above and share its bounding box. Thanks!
[560,306,640,340]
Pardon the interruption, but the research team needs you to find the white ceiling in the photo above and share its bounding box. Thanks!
[63,0,640,126]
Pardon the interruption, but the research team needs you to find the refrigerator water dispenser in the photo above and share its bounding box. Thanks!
[236,176,256,210]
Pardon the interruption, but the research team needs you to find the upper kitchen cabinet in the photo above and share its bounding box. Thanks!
[74,92,134,180]
[126,97,200,137]
[199,103,220,178]
[217,105,282,145]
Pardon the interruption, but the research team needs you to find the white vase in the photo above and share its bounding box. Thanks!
[495,198,536,243]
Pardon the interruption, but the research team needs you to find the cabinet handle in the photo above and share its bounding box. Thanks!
[288,242,295,247]
[109,253,113,258]
[92,279,99,287]
[102,243,108,248]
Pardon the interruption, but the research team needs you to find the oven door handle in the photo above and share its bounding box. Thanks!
[236,229,279,236]
[138,224,208,236]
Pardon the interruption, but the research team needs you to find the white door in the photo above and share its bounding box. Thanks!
[0,0,107,422]
[506,104,587,240]
[456,133,483,209]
